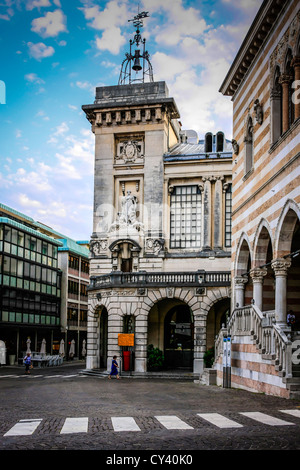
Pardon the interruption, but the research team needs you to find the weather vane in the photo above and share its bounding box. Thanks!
[118,9,153,85]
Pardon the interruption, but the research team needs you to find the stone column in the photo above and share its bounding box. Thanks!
[250,268,267,311]
[292,56,300,120]
[234,276,248,308]
[271,258,291,327]
[279,74,292,134]
[193,318,206,374]
[107,310,122,371]
[202,177,212,250]
[213,176,223,249]
[134,312,147,373]
[86,298,100,370]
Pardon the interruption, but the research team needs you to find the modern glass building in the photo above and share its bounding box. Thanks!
[0,203,90,364]
[0,216,62,363]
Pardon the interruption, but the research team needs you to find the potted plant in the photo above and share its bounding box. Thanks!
[147,344,164,371]
[204,347,215,368]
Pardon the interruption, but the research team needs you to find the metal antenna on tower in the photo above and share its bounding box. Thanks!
[118,10,153,85]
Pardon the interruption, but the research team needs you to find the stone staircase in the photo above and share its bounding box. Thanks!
[80,368,198,380]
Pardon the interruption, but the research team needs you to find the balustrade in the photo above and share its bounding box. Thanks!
[215,305,292,378]
[89,271,231,289]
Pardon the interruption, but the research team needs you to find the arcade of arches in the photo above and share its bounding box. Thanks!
[88,291,230,373]
[233,204,300,327]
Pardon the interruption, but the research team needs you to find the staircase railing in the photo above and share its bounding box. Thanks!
[215,305,293,379]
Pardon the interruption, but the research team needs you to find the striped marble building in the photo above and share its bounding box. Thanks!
[217,0,300,398]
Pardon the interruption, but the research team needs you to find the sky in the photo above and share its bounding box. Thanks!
[0,0,263,240]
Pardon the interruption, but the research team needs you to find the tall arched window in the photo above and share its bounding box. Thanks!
[205,132,213,153]
[216,131,224,152]
[271,66,282,143]
[244,117,253,175]
[285,49,295,128]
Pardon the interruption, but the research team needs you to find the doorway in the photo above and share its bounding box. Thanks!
[164,304,194,369]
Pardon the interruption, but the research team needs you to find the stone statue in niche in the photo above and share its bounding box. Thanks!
[109,190,143,232]
[232,139,239,155]
[254,99,263,124]
[121,190,137,224]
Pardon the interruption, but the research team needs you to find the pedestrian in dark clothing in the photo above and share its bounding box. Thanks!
[24,352,32,374]
[108,355,120,379]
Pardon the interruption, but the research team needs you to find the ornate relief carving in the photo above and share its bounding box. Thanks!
[115,137,144,165]
[269,12,300,77]
[90,239,109,256]
[144,237,165,254]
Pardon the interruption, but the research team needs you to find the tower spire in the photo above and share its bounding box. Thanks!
[118,10,153,85]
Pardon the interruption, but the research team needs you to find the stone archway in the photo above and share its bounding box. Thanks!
[206,298,230,350]
[234,234,252,307]
[147,298,194,371]
[253,221,275,311]
[275,204,300,327]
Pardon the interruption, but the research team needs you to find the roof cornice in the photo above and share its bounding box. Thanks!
[219,0,289,97]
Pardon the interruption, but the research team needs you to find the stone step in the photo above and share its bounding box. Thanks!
[80,369,197,380]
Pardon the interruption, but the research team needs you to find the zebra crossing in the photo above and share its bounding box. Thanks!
[3,410,300,437]
[0,373,82,379]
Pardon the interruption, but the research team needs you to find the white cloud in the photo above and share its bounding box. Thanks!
[73,80,95,95]
[31,9,67,38]
[95,26,125,55]
[47,121,69,143]
[80,1,128,54]
[55,153,82,180]
[19,194,41,208]
[37,201,67,219]
[25,72,45,84]
[26,0,51,10]
[36,110,49,120]
[81,1,128,30]
[27,41,55,60]
[6,165,53,192]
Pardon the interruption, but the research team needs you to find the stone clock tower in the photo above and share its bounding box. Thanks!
[82,12,232,374]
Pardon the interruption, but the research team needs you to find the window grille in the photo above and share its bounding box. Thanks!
[170,185,201,249]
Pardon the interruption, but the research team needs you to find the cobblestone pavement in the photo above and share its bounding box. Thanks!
[0,363,300,459]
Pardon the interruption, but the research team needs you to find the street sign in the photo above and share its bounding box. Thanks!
[223,336,231,388]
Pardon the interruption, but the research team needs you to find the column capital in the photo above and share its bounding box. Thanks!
[235,276,248,286]
[291,56,300,69]
[249,267,267,282]
[278,73,293,85]
[271,258,291,276]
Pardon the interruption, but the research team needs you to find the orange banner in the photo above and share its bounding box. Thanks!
[118,334,135,346]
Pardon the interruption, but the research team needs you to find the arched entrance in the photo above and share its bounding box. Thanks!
[254,224,275,311]
[276,207,300,328]
[164,304,194,369]
[235,236,252,307]
[148,299,194,371]
[206,298,230,350]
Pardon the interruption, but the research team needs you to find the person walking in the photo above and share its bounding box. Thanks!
[108,355,120,379]
[24,352,32,374]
